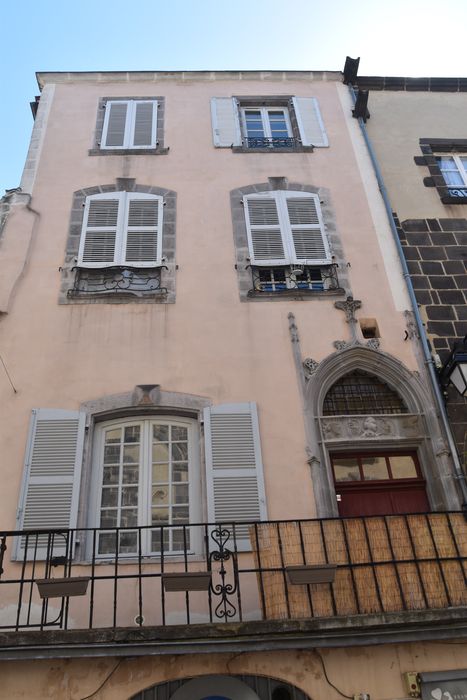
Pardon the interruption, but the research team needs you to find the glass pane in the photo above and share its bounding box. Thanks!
[443,170,464,186]
[153,424,169,442]
[98,532,117,555]
[121,486,138,506]
[103,465,119,485]
[104,445,120,464]
[333,458,360,482]
[152,443,169,462]
[105,428,121,443]
[172,528,190,550]
[152,507,169,525]
[390,455,418,479]
[437,156,455,169]
[100,509,118,528]
[153,463,169,482]
[101,487,118,507]
[151,529,169,552]
[124,425,140,443]
[119,531,137,553]
[173,462,188,482]
[172,426,188,441]
[122,464,139,484]
[173,484,189,504]
[120,508,138,527]
[172,442,188,461]
[123,445,139,464]
[152,486,169,505]
[172,506,189,523]
[460,157,467,171]
[362,456,389,480]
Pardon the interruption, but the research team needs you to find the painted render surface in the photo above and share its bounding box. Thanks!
[0,73,418,530]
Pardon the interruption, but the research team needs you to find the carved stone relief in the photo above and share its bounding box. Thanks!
[303,358,319,379]
[320,414,423,443]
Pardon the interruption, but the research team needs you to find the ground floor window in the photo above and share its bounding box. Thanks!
[93,417,198,556]
[332,451,429,516]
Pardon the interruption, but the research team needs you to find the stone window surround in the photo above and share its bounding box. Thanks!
[89,96,169,156]
[303,345,462,517]
[75,385,211,559]
[58,178,176,304]
[231,95,314,154]
[415,138,467,204]
[230,178,349,302]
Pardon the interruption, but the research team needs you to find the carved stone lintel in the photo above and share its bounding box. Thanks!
[334,296,362,324]
[404,310,420,340]
[288,312,299,343]
[321,414,422,442]
[303,357,319,379]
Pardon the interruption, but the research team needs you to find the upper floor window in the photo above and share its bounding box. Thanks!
[323,370,408,416]
[78,192,162,268]
[102,100,158,149]
[241,107,293,149]
[211,96,328,151]
[436,155,467,196]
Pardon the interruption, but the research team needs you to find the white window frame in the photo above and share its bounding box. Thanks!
[90,416,201,558]
[101,100,158,149]
[436,154,467,187]
[244,190,331,266]
[77,191,163,268]
[240,106,293,143]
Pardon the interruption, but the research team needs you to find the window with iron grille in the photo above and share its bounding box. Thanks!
[323,370,408,416]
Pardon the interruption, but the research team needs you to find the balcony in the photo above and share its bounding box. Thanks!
[0,512,465,639]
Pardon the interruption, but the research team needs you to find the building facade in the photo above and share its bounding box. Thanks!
[0,70,465,699]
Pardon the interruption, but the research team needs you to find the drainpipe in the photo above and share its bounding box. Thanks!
[348,84,467,510]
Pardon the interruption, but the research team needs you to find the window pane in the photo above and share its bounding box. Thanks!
[172,528,190,550]
[121,486,138,506]
[105,428,121,443]
[172,442,188,461]
[100,509,118,528]
[122,464,139,484]
[153,463,169,482]
[172,506,189,523]
[152,486,169,505]
[152,507,169,525]
[120,508,138,527]
[173,484,189,504]
[123,445,139,464]
[124,425,140,443]
[153,424,169,442]
[390,455,418,479]
[153,443,169,462]
[101,487,119,507]
[151,529,169,552]
[98,532,117,555]
[173,462,188,482]
[172,426,188,441]
[333,458,360,482]
[362,456,389,480]
[104,445,120,464]
[103,465,119,485]
[119,531,137,553]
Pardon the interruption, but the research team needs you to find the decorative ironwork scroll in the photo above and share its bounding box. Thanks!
[68,266,166,298]
[208,526,238,621]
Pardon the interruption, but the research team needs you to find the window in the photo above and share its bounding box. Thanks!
[436,155,467,197]
[211,96,328,149]
[93,417,198,556]
[323,370,408,416]
[102,100,157,149]
[15,401,267,560]
[78,192,162,268]
[241,107,293,149]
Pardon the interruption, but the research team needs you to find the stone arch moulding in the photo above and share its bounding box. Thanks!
[303,345,461,517]
[129,674,311,700]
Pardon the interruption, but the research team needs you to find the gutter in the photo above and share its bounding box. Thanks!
[348,84,467,509]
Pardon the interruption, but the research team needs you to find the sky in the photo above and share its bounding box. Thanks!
[1,0,467,195]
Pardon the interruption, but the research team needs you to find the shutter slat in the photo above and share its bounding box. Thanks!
[245,196,287,264]
[104,102,127,147]
[204,403,267,552]
[133,102,155,147]
[15,410,85,560]
[292,96,328,147]
[286,193,331,264]
[124,197,161,265]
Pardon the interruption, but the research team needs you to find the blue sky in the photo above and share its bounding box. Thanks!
[1,0,467,195]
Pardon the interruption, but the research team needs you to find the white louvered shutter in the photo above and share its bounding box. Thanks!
[102,101,129,148]
[204,403,267,552]
[123,194,162,266]
[210,97,242,147]
[15,409,85,560]
[292,97,328,147]
[78,193,122,267]
[286,193,331,265]
[244,194,288,265]
[132,101,157,147]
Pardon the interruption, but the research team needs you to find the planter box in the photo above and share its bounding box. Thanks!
[162,572,211,592]
[285,564,337,585]
[36,577,90,599]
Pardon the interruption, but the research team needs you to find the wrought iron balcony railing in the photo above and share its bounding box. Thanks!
[68,266,167,298]
[0,513,465,632]
[244,136,298,149]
